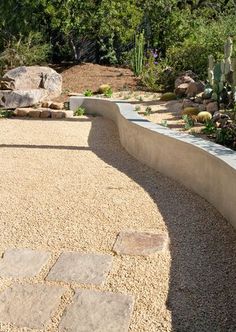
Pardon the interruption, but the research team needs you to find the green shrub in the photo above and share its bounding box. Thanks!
[166,15,236,79]
[74,107,85,116]
[0,109,12,118]
[144,106,152,116]
[98,84,111,94]
[104,87,113,98]
[182,114,195,130]
[141,52,159,91]
[84,89,93,97]
[0,32,51,70]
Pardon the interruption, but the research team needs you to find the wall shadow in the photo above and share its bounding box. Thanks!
[0,144,90,151]
[88,116,236,332]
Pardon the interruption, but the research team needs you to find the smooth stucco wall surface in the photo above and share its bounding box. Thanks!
[70,97,236,229]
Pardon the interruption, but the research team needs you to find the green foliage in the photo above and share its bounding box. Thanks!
[98,84,111,94]
[84,89,93,97]
[0,110,12,118]
[134,106,141,112]
[144,106,152,116]
[0,32,51,70]
[141,51,159,91]
[201,120,217,134]
[0,0,236,75]
[160,119,168,127]
[74,107,85,116]
[104,87,113,98]
[182,114,195,130]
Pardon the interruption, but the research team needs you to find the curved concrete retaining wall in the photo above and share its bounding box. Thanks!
[70,97,236,229]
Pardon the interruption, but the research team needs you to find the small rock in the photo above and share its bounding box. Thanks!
[202,88,213,99]
[194,97,203,104]
[175,75,195,89]
[206,101,218,114]
[28,110,41,118]
[40,109,51,118]
[113,231,168,256]
[212,112,230,122]
[50,102,64,110]
[41,101,51,108]
[51,111,65,119]
[64,111,74,118]
[186,81,205,98]
[198,104,207,112]
[15,108,31,117]
[203,99,214,106]
[182,98,196,109]
[175,83,189,97]
[0,78,15,90]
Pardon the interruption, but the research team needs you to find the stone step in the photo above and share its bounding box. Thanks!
[14,108,74,119]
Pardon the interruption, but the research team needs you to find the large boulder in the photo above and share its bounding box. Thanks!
[175,83,189,97]
[186,81,205,98]
[3,66,62,99]
[175,74,195,89]
[0,89,48,109]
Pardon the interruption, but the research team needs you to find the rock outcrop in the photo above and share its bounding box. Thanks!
[0,66,62,109]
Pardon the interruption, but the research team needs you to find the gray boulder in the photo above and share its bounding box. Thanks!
[0,89,48,109]
[3,66,62,99]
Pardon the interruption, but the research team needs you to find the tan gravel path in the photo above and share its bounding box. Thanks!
[0,117,236,332]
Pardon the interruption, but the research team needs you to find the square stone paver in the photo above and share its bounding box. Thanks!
[0,248,50,278]
[0,284,65,329]
[59,289,134,332]
[113,231,168,256]
[46,252,113,285]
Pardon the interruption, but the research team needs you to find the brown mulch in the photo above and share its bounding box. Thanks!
[54,63,140,102]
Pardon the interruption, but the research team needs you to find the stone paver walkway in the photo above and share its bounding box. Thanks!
[59,289,134,332]
[0,248,50,278]
[47,252,113,285]
[0,117,236,332]
[0,284,65,329]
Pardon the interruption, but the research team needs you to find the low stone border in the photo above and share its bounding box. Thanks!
[70,97,236,230]
[13,108,73,119]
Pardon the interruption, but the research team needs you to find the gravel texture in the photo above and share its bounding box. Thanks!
[0,117,236,332]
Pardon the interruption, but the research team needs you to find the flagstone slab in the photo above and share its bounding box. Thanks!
[47,252,113,285]
[0,248,50,278]
[0,284,65,329]
[113,231,168,256]
[59,289,134,332]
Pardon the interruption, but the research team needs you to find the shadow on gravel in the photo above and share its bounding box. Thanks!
[88,116,236,332]
[0,144,91,151]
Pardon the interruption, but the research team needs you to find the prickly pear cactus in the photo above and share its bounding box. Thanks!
[214,63,222,82]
